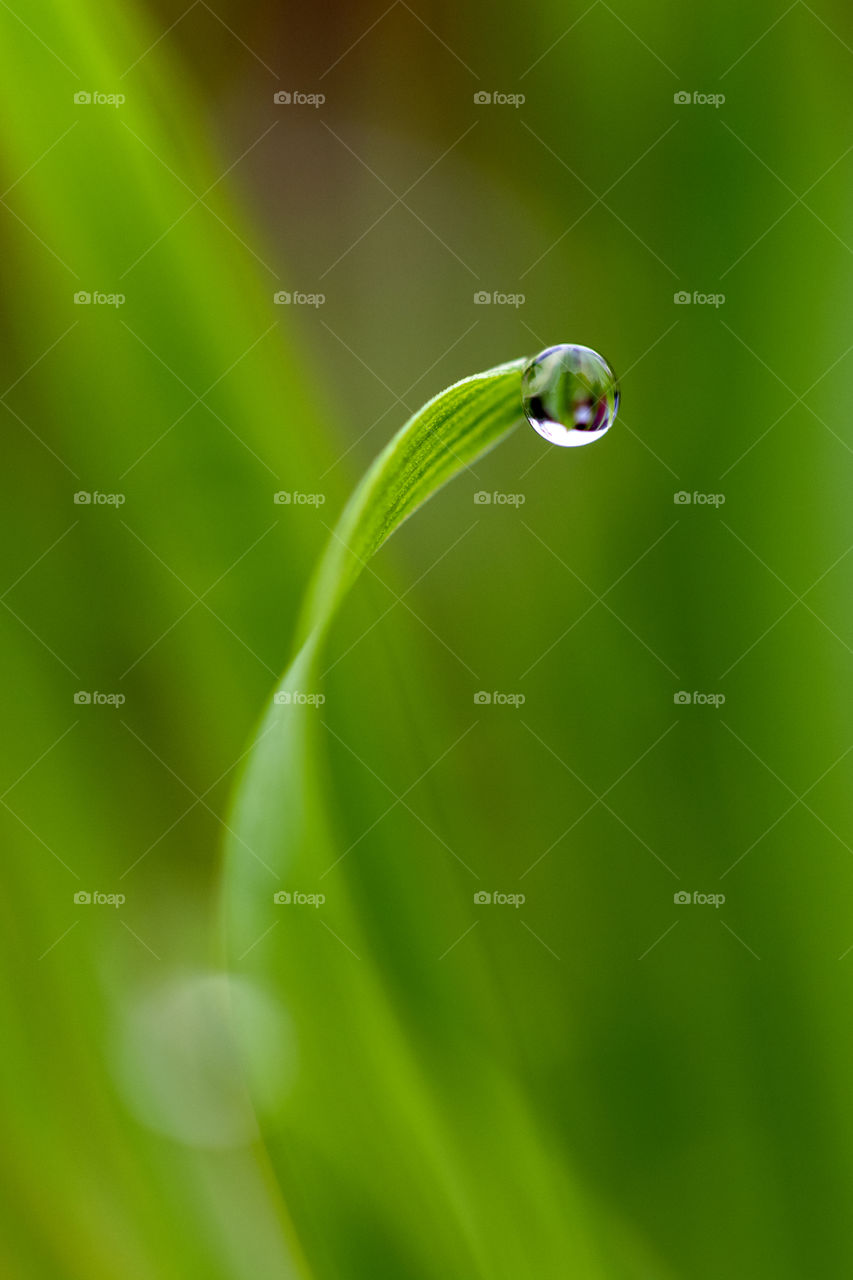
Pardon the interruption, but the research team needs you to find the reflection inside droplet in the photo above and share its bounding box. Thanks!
[521,344,620,447]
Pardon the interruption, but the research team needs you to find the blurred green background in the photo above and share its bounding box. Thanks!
[3,0,853,1275]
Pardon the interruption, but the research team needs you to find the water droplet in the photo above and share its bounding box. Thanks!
[521,344,619,447]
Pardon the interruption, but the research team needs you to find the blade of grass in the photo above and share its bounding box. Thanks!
[222,356,528,937]
[297,357,528,652]
[219,359,637,1279]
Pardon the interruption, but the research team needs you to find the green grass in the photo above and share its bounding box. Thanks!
[221,359,654,1280]
[4,1,853,1277]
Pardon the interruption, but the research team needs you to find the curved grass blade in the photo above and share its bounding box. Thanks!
[219,356,633,1279]
[222,356,528,912]
[296,356,528,653]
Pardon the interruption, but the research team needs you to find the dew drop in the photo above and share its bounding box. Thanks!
[521,344,620,447]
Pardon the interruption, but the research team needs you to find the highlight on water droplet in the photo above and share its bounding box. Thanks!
[521,344,619,447]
